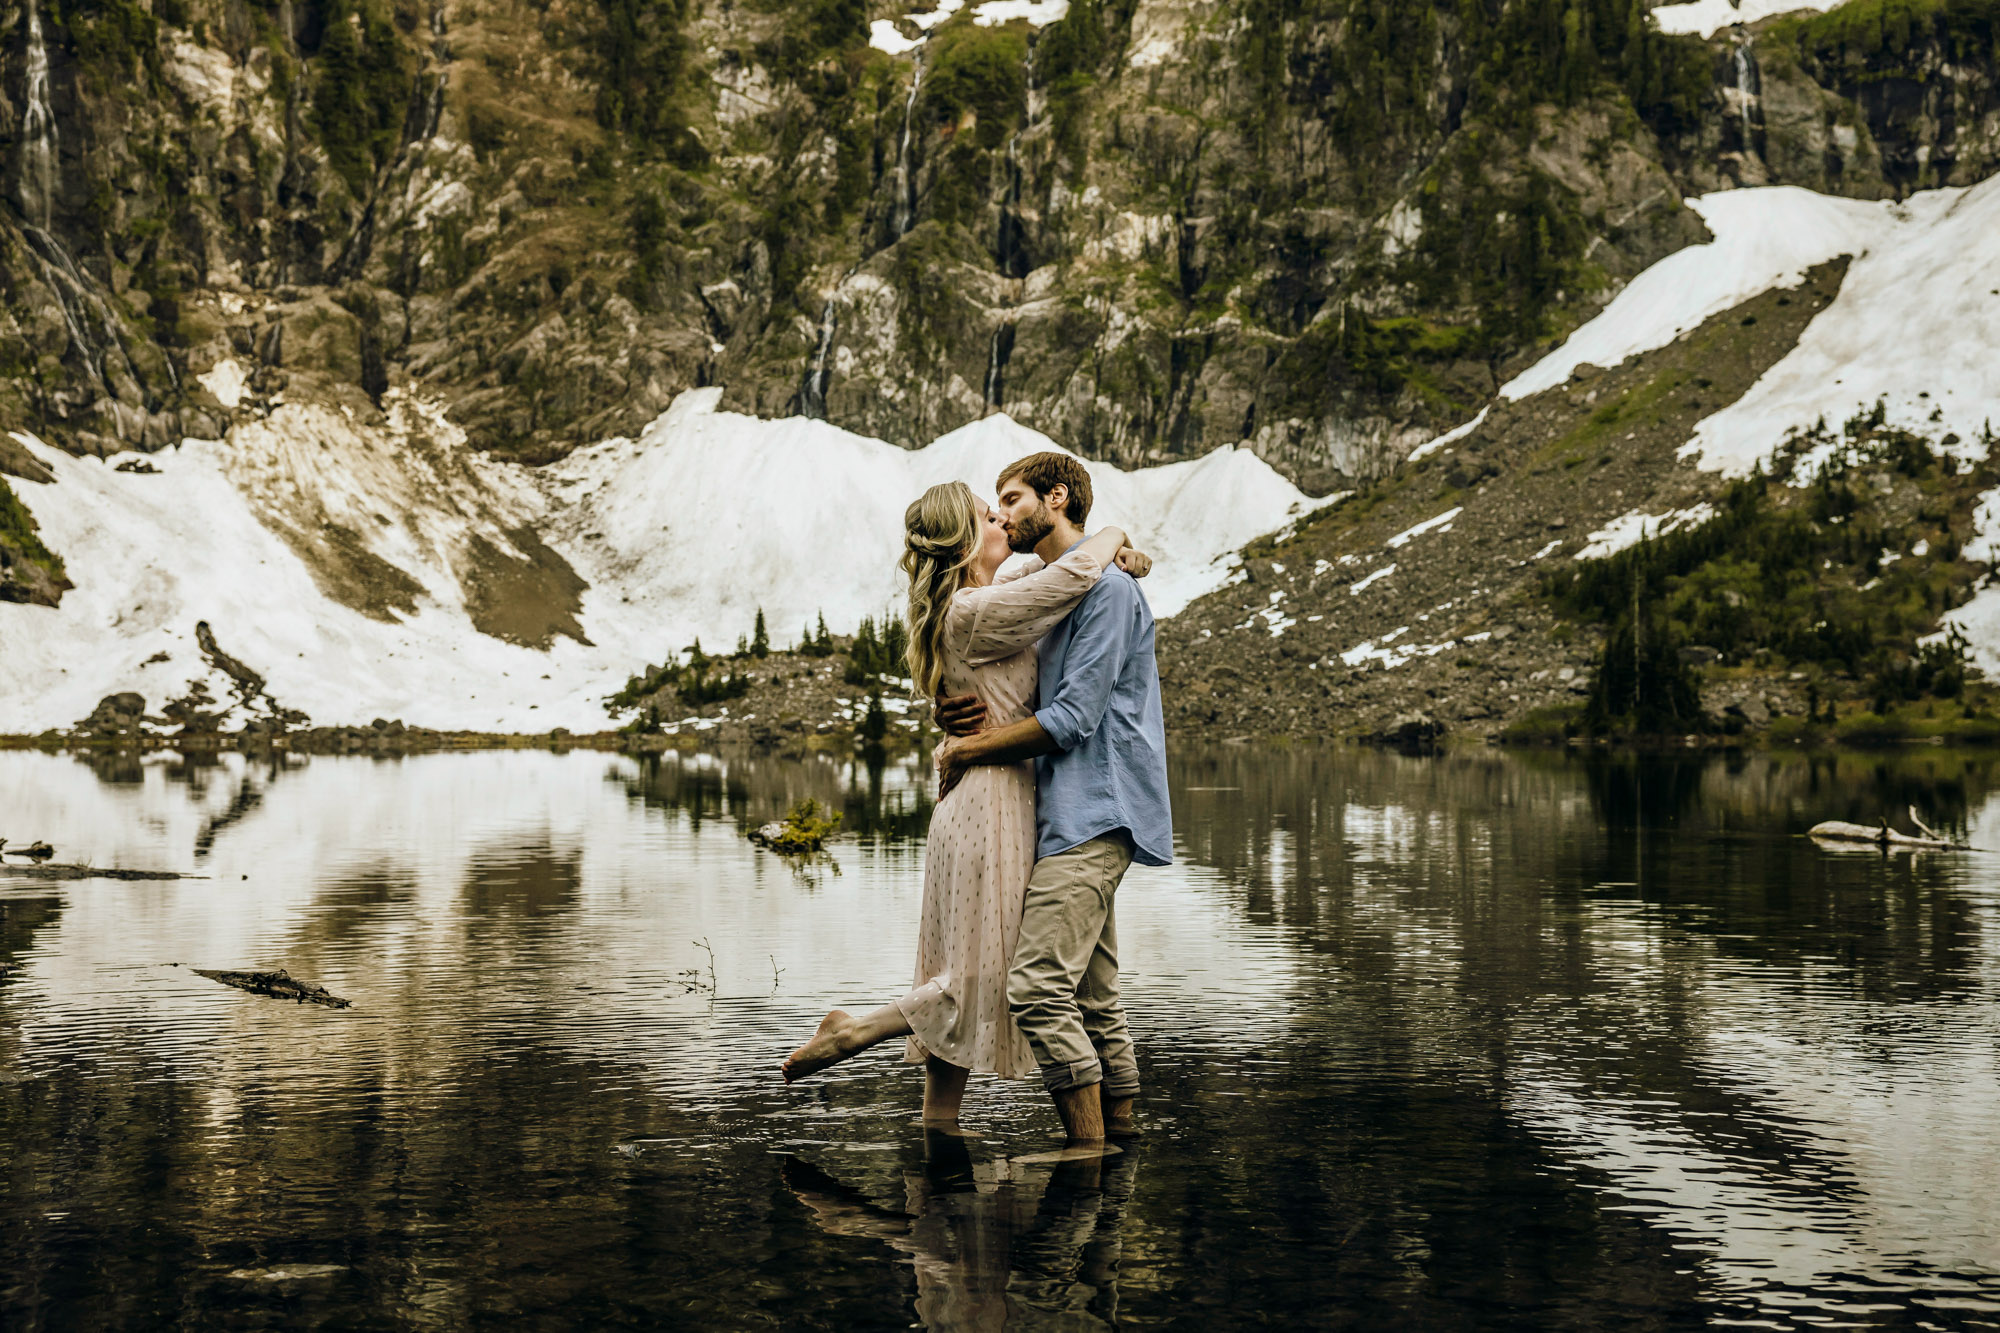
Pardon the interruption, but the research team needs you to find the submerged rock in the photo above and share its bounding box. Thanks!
[1369,713,1447,752]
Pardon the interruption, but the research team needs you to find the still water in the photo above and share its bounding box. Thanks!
[2,745,1999,1330]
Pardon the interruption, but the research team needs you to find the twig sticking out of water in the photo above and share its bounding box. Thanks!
[669,938,720,995]
[770,953,784,995]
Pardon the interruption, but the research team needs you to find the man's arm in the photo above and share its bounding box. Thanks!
[936,716,1057,798]
[1033,577,1139,752]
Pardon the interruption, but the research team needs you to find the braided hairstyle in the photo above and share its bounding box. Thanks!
[901,481,982,699]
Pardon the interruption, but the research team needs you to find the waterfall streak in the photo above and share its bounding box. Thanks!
[803,297,838,420]
[889,60,925,238]
[20,0,57,230]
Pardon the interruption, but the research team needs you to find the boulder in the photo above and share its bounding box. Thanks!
[1369,713,1447,750]
[0,436,54,484]
[76,692,151,737]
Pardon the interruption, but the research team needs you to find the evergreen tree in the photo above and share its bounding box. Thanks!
[752,608,770,658]
[882,616,909,680]
[845,616,881,685]
[861,687,889,744]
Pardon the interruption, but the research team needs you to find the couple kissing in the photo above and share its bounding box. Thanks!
[783,451,1172,1147]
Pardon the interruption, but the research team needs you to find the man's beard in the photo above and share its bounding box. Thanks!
[1007,501,1054,554]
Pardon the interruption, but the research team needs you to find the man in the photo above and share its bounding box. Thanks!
[935,452,1173,1145]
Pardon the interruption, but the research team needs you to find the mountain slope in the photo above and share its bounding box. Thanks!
[1159,173,2000,741]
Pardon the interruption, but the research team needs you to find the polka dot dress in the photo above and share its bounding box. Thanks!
[898,550,1106,1079]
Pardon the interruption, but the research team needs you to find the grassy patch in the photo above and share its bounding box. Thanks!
[1499,704,1582,745]
[0,477,67,590]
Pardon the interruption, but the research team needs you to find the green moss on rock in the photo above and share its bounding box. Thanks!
[0,477,70,608]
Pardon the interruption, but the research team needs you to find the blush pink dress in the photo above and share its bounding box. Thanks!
[897,548,1106,1078]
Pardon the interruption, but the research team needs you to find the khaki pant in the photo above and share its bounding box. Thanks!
[1005,834,1139,1096]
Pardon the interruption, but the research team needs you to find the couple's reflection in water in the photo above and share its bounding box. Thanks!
[785,1132,1139,1330]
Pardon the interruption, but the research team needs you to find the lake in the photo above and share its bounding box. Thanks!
[2,744,1998,1330]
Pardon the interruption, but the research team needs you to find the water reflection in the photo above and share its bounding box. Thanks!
[0,745,1997,1330]
[786,1136,1137,1331]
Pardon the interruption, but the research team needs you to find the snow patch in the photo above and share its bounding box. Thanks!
[1387,507,1463,549]
[871,0,1069,54]
[1651,0,1847,38]
[1350,564,1396,595]
[971,0,1069,25]
[1341,636,1453,670]
[868,20,923,54]
[197,358,247,411]
[1407,407,1489,462]
[1575,505,1716,561]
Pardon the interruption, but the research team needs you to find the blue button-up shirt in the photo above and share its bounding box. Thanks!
[1031,557,1174,867]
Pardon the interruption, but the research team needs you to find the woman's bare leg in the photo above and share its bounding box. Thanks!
[922,1057,970,1124]
[782,1002,914,1082]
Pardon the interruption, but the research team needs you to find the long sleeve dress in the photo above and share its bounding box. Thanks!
[897,548,1107,1078]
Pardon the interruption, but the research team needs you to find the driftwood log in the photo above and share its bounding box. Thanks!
[193,968,352,1008]
[1807,806,1963,850]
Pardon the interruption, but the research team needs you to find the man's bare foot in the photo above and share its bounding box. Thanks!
[1012,1144,1123,1165]
[782,1010,854,1082]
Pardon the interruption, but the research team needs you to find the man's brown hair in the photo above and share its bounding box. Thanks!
[996,452,1092,525]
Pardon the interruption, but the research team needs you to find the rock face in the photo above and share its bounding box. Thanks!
[0,0,1993,493]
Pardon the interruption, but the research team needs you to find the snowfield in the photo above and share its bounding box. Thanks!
[1682,178,1999,476]
[0,389,1311,734]
[1501,187,1905,402]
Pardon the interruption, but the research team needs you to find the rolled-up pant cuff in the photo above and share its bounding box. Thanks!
[1101,1074,1140,1099]
[1040,1056,1104,1093]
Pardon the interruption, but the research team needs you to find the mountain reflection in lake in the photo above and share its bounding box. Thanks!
[2,745,1998,1330]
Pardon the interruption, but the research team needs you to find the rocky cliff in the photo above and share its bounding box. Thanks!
[5,0,2000,740]
[3,0,1994,490]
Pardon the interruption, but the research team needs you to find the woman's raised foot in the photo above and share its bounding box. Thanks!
[783,1010,855,1082]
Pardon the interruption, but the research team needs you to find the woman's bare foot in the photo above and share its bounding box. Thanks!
[782,1010,855,1082]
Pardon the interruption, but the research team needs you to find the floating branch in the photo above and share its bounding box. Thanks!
[0,863,202,881]
[193,968,352,1008]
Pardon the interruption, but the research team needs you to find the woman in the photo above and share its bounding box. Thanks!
[781,481,1145,1123]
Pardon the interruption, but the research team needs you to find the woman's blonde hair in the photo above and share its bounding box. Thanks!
[901,481,982,698]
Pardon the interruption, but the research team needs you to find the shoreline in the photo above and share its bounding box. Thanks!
[6,728,1998,757]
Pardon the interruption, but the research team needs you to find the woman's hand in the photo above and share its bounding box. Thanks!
[933,692,987,737]
[1115,547,1153,578]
